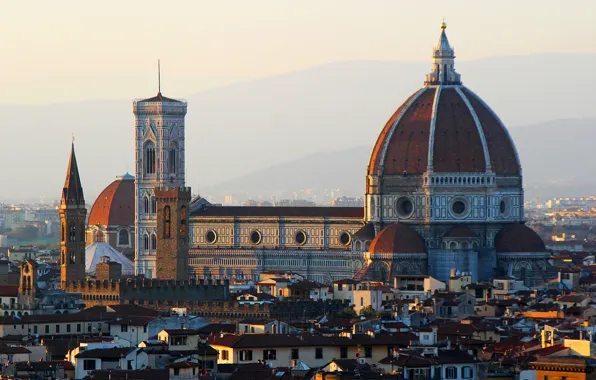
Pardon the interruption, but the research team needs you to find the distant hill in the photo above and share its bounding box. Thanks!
[203,118,596,201]
[1,54,595,202]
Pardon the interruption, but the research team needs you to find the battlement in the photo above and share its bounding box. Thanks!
[154,186,192,202]
[62,278,229,306]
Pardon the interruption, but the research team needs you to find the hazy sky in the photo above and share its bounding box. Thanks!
[1,0,594,105]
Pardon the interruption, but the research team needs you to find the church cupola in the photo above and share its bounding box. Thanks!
[62,142,85,206]
[425,20,461,85]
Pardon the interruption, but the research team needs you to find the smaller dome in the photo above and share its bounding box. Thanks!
[495,224,546,253]
[85,242,135,275]
[369,223,425,254]
[88,175,135,226]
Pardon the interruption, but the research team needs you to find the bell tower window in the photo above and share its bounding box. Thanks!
[144,141,156,175]
[69,251,76,264]
[69,224,76,242]
[164,206,171,239]
[144,234,149,251]
[144,196,150,215]
[169,141,178,174]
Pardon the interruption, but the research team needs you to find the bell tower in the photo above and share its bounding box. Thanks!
[60,142,87,287]
[133,64,188,278]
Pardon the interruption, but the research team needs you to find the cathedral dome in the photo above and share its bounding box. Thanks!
[494,224,546,253]
[88,174,135,226]
[369,223,425,254]
[367,24,520,177]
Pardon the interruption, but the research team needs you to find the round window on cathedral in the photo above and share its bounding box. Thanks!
[449,197,469,218]
[250,230,262,245]
[205,230,217,244]
[395,196,415,219]
[295,231,307,246]
[339,232,351,246]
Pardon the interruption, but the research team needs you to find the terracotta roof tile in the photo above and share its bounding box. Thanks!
[433,88,485,172]
[88,176,135,226]
[369,223,425,254]
[495,224,546,253]
[462,87,520,175]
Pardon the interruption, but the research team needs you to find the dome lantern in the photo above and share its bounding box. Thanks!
[426,19,461,85]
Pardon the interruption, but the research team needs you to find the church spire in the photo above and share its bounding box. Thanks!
[61,142,85,206]
[425,20,461,85]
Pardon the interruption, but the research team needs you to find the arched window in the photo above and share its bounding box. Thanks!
[461,241,469,249]
[144,234,149,250]
[151,196,156,215]
[61,222,66,242]
[69,251,76,264]
[144,141,156,175]
[151,234,157,251]
[69,224,76,242]
[449,241,458,249]
[164,206,171,239]
[62,251,66,265]
[169,141,178,174]
[144,196,150,215]
[118,229,129,246]
[180,206,187,238]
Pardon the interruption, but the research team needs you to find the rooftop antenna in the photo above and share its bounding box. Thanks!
[158,59,161,94]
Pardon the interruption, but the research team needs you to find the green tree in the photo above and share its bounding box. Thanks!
[8,225,39,241]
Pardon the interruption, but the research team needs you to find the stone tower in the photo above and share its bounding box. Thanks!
[155,186,191,280]
[133,86,188,278]
[60,143,87,287]
[19,259,38,305]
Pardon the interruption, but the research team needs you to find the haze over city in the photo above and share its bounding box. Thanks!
[1,0,595,203]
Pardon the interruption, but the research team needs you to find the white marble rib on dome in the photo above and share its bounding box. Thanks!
[85,242,135,275]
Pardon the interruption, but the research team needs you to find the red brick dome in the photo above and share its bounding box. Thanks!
[369,223,425,254]
[495,224,546,253]
[88,174,135,226]
[368,23,520,178]
[368,86,520,176]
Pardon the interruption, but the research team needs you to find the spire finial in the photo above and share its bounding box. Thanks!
[72,133,75,144]
[440,17,447,30]
[158,59,161,95]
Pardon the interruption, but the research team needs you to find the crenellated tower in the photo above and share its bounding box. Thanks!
[133,73,188,278]
[60,143,87,287]
[155,186,191,280]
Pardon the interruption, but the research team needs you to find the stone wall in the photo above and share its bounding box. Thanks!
[64,278,229,308]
